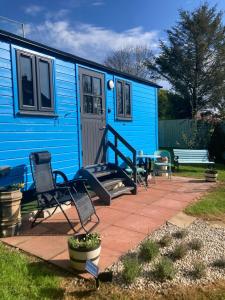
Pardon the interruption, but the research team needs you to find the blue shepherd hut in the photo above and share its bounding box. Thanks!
[0,29,160,205]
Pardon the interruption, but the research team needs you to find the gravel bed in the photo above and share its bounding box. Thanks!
[109,219,225,292]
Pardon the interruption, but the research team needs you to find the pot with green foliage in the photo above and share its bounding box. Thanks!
[0,183,24,237]
[205,169,218,182]
[68,232,101,271]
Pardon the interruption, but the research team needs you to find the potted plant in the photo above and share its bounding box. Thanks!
[0,183,24,237]
[156,156,168,176]
[205,169,218,182]
[68,232,101,271]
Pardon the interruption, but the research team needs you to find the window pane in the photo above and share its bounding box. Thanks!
[39,60,51,108]
[125,84,131,116]
[20,55,34,106]
[93,77,101,95]
[117,81,123,115]
[93,97,102,114]
[83,95,93,113]
[83,75,92,93]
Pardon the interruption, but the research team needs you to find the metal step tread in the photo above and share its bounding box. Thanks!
[109,186,134,198]
[95,169,117,178]
[102,178,124,188]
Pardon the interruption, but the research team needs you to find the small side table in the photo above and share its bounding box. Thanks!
[137,155,160,186]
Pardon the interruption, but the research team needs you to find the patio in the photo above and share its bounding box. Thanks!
[0,176,214,274]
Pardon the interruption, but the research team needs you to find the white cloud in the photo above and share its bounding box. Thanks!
[25,5,44,16]
[26,20,160,63]
[92,1,105,6]
[157,79,171,90]
[45,9,69,20]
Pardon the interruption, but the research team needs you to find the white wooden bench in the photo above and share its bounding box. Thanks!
[173,149,215,169]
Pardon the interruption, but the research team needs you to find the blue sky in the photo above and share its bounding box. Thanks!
[1,0,225,63]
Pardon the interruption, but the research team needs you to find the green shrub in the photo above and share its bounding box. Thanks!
[153,257,176,282]
[139,240,160,262]
[158,234,173,248]
[68,232,101,250]
[122,256,141,284]
[192,261,206,279]
[213,257,225,268]
[188,238,203,251]
[171,243,188,260]
[173,229,188,239]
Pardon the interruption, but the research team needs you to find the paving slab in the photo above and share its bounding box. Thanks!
[167,211,196,228]
[0,176,213,274]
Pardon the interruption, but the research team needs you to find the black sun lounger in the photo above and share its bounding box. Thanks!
[29,151,99,233]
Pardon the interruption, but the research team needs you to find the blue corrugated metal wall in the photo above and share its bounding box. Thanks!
[0,41,80,189]
[0,39,158,190]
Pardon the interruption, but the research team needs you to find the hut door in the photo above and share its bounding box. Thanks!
[79,67,106,167]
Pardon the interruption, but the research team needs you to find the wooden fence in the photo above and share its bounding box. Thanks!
[158,119,213,149]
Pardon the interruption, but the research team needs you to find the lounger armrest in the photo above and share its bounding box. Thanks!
[65,178,88,188]
[54,186,70,192]
[72,178,88,183]
[36,186,70,196]
[52,170,69,183]
[65,178,88,184]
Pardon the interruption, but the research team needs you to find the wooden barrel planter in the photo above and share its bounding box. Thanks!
[68,233,101,271]
[205,170,218,182]
[0,189,22,237]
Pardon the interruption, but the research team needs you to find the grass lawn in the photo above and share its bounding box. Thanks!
[0,239,225,300]
[173,163,225,221]
[0,243,64,300]
[173,163,225,181]
[1,241,225,300]
[185,184,225,221]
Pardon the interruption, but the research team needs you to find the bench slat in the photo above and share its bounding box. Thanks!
[178,160,214,163]
[173,149,214,165]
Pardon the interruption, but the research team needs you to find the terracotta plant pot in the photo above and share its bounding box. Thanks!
[205,170,218,182]
[68,233,101,271]
[0,189,22,237]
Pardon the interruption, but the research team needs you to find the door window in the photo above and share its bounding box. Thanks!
[82,74,103,115]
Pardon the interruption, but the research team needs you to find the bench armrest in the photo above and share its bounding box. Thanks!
[174,155,179,162]
[208,155,215,162]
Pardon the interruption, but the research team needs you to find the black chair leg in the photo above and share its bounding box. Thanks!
[53,197,77,234]
[31,208,44,227]
[31,205,59,228]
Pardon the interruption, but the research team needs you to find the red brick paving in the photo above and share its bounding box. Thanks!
[0,176,215,273]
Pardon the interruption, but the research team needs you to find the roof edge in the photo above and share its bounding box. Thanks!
[0,29,162,88]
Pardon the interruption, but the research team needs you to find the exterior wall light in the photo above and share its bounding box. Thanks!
[108,80,115,89]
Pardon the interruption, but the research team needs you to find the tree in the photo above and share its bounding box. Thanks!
[147,4,225,118]
[104,45,156,80]
[158,89,192,120]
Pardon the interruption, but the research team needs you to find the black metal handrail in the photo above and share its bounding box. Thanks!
[106,124,137,183]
